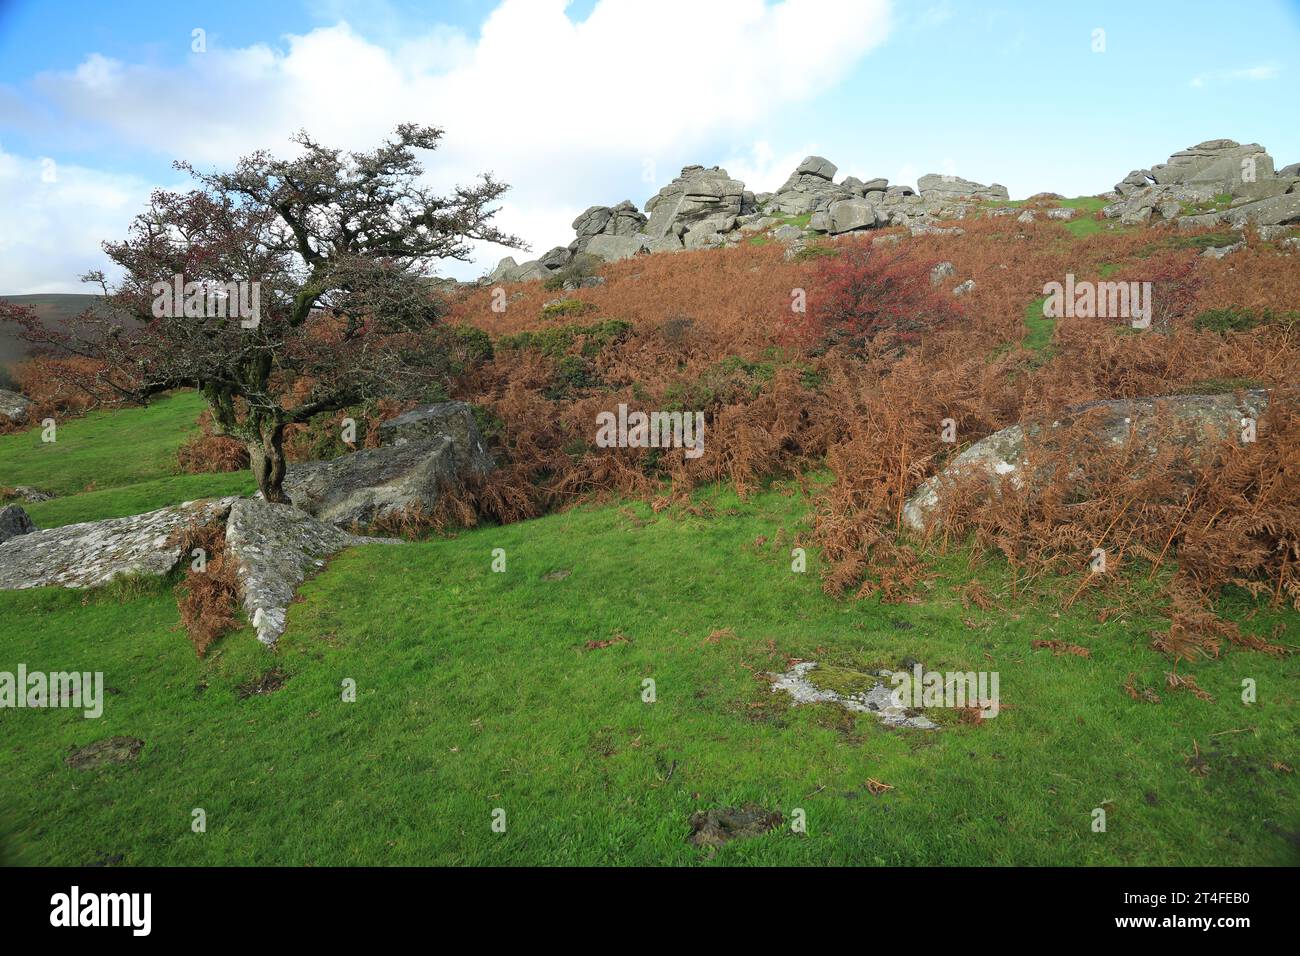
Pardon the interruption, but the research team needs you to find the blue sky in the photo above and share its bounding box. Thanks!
[1,0,1297,292]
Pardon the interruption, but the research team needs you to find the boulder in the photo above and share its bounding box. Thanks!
[902,391,1269,531]
[570,200,649,253]
[771,224,804,243]
[952,278,976,296]
[930,261,956,285]
[224,498,395,645]
[827,198,885,234]
[377,401,490,453]
[0,498,237,589]
[584,233,648,262]
[917,174,1009,202]
[285,413,494,530]
[1150,139,1273,186]
[1222,192,1300,228]
[0,505,36,545]
[538,246,573,270]
[0,388,31,425]
[484,256,518,284]
[769,155,852,216]
[644,165,751,240]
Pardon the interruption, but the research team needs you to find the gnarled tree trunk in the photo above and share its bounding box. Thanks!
[249,421,289,503]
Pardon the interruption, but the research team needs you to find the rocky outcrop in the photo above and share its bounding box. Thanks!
[917,173,1009,202]
[768,155,853,216]
[902,391,1269,531]
[285,404,494,530]
[224,498,395,645]
[0,388,31,425]
[1104,140,1300,228]
[0,505,36,545]
[644,165,753,241]
[0,497,237,589]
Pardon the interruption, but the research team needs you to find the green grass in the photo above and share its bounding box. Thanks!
[1021,295,1055,356]
[2,481,1295,866]
[1,390,255,527]
[0,391,208,496]
[21,472,256,528]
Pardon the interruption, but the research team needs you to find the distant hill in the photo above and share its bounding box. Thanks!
[0,293,108,387]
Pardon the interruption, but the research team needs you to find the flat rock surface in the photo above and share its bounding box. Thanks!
[224,498,397,644]
[903,390,1269,530]
[0,498,236,590]
[769,661,939,729]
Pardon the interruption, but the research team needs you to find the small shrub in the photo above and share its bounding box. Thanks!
[797,242,963,347]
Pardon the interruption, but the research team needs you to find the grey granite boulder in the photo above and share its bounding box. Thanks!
[0,498,237,589]
[584,233,648,261]
[902,391,1269,531]
[644,165,751,240]
[285,408,493,530]
[0,388,31,425]
[224,498,396,645]
[769,155,853,216]
[0,505,36,545]
[377,401,490,454]
[827,197,885,234]
[917,173,1009,202]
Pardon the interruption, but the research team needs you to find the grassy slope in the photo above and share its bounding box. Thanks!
[0,391,254,527]
[1,481,1295,866]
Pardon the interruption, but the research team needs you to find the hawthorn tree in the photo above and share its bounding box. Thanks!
[2,125,523,501]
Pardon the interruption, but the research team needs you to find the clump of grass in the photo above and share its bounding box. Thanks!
[497,319,632,358]
[541,298,597,319]
[1193,307,1300,334]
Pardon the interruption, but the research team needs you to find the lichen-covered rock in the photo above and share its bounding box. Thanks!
[377,401,491,455]
[583,233,647,262]
[644,165,751,240]
[224,499,396,644]
[769,661,939,729]
[917,173,1009,202]
[0,498,237,589]
[285,411,494,530]
[0,388,31,425]
[0,505,36,545]
[902,391,1269,531]
[768,155,852,216]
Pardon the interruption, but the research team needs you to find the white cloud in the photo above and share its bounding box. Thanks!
[17,0,892,285]
[0,147,159,293]
[1190,63,1281,88]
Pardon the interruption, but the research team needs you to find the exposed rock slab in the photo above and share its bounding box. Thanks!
[224,499,396,645]
[0,498,236,589]
[769,661,938,729]
[917,173,1009,202]
[285,409,494,530]
[903,390,1269,531]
